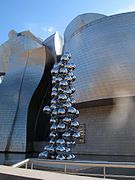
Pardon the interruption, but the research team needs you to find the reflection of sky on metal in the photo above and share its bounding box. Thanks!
[0,76,4,84]
[109,95,134,129]
[54,32,64,55]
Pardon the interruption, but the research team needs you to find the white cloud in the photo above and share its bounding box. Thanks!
[116,3,135,14]
[24,23,56,40]
[41,26,55,33]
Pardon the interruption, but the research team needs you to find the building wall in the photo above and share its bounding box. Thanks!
[0,47,46,152]
[74,97,135,155]
[64,12,135,103]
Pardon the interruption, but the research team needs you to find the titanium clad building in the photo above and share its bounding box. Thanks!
[64,12,135,155]
[0,31,55,152]
[1,11,135,156]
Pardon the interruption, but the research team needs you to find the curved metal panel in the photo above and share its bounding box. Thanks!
[64,12,135,103]
[64,13,106,41]
[0,31,51,152]
[0,47,47,152]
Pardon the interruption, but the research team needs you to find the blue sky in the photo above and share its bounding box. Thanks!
[0,0,135,44]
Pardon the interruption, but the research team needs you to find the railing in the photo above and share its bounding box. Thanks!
[12,158,135,179]
[12,159,30,169]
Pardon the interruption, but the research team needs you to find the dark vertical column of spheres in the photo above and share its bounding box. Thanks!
[39,52,80,160]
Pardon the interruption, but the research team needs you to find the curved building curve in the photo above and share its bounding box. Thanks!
[64,12,135,156]
[64,12,135,103]
[0,31,55,152]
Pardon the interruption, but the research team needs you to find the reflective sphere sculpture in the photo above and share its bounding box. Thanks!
[57,122,66,132]
[72,131,81,140]
[55,77,62,83]
[50,123,57,131]
[62,117,71,124]
[43,106,51,114]
[56,154,66,160]
[71,120,79,128]
[50,118,57,124]
[59,80,68,87]
[51,109,58,117]
[51,91,57,97]
[58,94,67,102]
[67,107,77,115]
[38,151,49,159]
[62,131,71,140]
[51,68,58,75]
[39,52,80,160]
[56,138,65,145]
[62,102,72,108]
[49,132,58,139]
[49,139,56,145]
[66,154,73,160]
[56,145,66,154]
[58,108,66,116]
[59,67,68,75]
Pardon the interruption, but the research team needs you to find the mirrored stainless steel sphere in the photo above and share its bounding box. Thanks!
[52,86,57,92]
[49,132,58,139]
[70,86,76,93]
[51,109,58,117]
[49,139,55,145]
[59,80,68,87]
[55,76,63,83]
[56,154,66,160]
[68,71,74,77]
[57,122,66,132]
[52,78,56,85]
[50,118,57,124]
[48,145,55,153]
[38,151,49,159]
[71,120,79,128]
[64,52,72,59]
[66,154,73,160]
[65,147,71,153]
[66,63,76,71]
[56,145,66,154]
[67,107,77,115]
[51,98,57,104]
[51,68,58,75]
[50,104,57,110]
[59,67,68,75]
[72,75,76,81]
[44,144,50,151]
[61,54,70,62]
[72,131,81,140]
[58,87,64,93]
[63,89,72,94]
[65,75,72,82]
[66,141,72,147]
[51,91,57,97]
[56,138,65,145]
[75,110,80,117]
[58,94,67,102]
[62,131,71,140]
[58,61,64,67]
[50,123,57,131]
[58,108,66,116]
[43,106,51,114]
[62,102,72,108]
[62,117,71,124]
[70,98,76,104]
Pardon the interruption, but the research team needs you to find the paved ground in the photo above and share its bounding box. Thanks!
[0,165,113,180]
